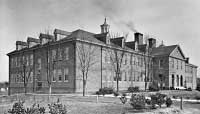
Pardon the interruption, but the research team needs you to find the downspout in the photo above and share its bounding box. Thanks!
[100,46,102,89]
[74,41,76,93]
[8,56,11,95]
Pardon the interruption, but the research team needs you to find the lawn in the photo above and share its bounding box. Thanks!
[0,90,200,114]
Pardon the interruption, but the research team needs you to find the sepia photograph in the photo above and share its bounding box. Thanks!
[0,0,200,113]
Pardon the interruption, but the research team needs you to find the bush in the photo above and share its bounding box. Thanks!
[149,84,159,91]
[26,103,45,114]
[170,87,175,90]
[196,86,200,91]
[128,86,139,93]
[195,96,200,100]
[8,101,45,114]
[150,93,166,108]
[163,87,170,90]
[187,87,192,91]
[48,98,67,114]
[97,87,114,95]
[130,94,146,109]
[8,101,26,114]
[145,99,151,105]
[166,97,173,107]
[113,91,119,97]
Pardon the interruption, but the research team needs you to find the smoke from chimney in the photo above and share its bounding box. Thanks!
[92,0,137,33]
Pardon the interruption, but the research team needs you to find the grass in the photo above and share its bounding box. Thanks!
[1,90,200,114]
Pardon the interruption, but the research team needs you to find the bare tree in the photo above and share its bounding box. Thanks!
[143,47,152,91]
[19,52,33,94]
[108,33,128,92]
[77,35,97,96]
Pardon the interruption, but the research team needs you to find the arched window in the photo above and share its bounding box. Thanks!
[180,75,183,86]
[172,74,174,87]
[177,75,179,86]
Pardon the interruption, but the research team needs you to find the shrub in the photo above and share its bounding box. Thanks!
[96,91,100,95]
[7,101,45,114]
[98,87,114,95]
[195,96,200,100]
[113,91,119,97]
[122,93,127,97]
[149,84,159,91]
[150,93,167,108]
[128,86,139,93]
[26,103,45,114]
[163,87,170,90]
[130,94,146,109]
[187,87,192,91]
[196,86,200,91]
[170,87,175,90]
[48,98,67,114]
[8,101,26,114]
[145,99,151,105]
[166,97,173,107]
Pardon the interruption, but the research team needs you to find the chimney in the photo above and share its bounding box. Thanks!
[186,57,189,63]
[16,41,28,50]
[148,38,156,48]
[134,32,143,45]
[27,37,40,48]
[54,29,71,41]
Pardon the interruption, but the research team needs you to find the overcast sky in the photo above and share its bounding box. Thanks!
[1,0,200,81]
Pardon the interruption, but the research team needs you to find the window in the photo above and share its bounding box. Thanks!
[177,60,179,69]
[119,73,122,81]
[11,58,14,68]
[181,61,182,69]
[177,75,179,86]
[38,58,41,70]
[30,54,33,65]
[58,69,62,81]
[124,71,127,81]
[26,55,29,66]
[64,68,69,82]
[171,58,174,68]
[159,59,164,68]
[29,71,33,82]
[16,57,18,67]
[58,48,62,60]
[65,47,69,60]
[137,56,140,66]
[16,75,19,83]
[124,54,127,65]
[133,71,135,81]
[133,55,136,65]
[129,71,132,81]
[22,56,25,66]
[53,69,56,82]
[15,57,17,67]
[52,49,56,61]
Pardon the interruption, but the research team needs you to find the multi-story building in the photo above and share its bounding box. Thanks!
[7,19,197,94]
[151,45,197,89]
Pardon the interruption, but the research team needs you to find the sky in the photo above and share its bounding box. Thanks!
[1,0,200,81]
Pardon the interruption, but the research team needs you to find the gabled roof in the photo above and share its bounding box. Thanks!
[151,45,178,56]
